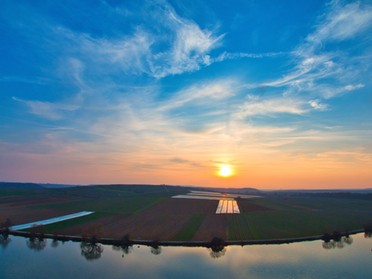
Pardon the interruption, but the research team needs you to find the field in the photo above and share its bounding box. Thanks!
[1,185,372,242]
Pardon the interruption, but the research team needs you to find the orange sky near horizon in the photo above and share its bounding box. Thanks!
[3,146,371,189]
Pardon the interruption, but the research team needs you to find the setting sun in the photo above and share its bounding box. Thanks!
[218,164,233,178]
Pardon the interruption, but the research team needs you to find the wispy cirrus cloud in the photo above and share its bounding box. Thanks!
[53,4,223,79]
[257,1,371,116]
[78,30,154,76]
[12,97,80,120]
[238,95,308,117]
[306,1,372,44]
[158,79,235,111]
[153,10,224,77]
[212,51,286,63]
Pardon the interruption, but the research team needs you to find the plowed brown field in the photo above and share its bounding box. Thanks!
[53,198,220,240]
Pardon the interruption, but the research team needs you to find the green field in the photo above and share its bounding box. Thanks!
[34,196,166,215]
[228,197,372,240]
[25,212,105,233]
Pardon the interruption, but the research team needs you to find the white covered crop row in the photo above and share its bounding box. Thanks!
[216,200,240,214]
[10,211,95,231]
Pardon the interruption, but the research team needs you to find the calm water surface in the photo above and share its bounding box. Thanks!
[1,233,371,279]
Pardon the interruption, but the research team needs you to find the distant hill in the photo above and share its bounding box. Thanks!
[0,182,44,189]
[0,182,262,195]
[3,182,368,195]
[265,188,372,194]
[0,182,74,189]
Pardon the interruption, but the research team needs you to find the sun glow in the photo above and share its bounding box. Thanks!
[218,164,233,178]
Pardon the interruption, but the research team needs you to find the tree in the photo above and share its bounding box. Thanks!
[0,218,12,234]
[364,225,372,238]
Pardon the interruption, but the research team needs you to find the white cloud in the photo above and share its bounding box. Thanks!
[239,95,307,117]
[316,83,365,99]
[159,79,235,111]
[344,83,364,91]
[259,1,371,113]
[307,2,372,44]
[61,28,154,76]
[213,51,285,63]
[150,10,223,77]
[56,7,223,79]
[309,99,328,110]
[263,53,336,88]
[13,97,79,120]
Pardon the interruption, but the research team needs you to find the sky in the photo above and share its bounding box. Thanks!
[0,0,371,189]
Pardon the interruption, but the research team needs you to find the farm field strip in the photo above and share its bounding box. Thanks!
[228,200,233,213]
[189,191,235,198]
[189,191,261,199]
[172,192,241,214]
[216,200,240,214]
[172,195,230,200]
[233,200,240,213]
[216,200,224,213]
[10,211,94,231]
[189,191,227,196]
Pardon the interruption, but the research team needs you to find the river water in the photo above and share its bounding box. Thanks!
[1,233,371,278]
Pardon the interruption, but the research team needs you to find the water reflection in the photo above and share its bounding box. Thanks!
[0,233,11,249]
[112,244,133,258]
[3,232,367,260]
[80,241,104,261]
[26,235,47,251]
[322,235,353,249]
[208,237,226,259]
[150,244,162,255]
[0,232,371,279]
[2,229,371,262]
[51,238,59,248]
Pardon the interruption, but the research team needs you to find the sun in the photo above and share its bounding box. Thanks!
[218,164,233,178]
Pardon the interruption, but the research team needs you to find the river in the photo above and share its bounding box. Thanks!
[1,233,371,278]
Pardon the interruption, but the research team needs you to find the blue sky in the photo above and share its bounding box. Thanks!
[0,0,371,188]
